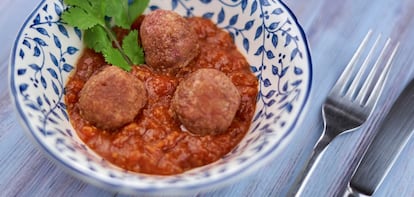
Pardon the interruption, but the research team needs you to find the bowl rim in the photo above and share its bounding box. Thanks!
[8,0,313,194]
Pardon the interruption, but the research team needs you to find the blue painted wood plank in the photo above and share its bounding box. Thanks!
[1,0,414,196]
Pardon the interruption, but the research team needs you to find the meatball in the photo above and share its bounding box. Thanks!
[140,10,199,73]
[172,68,241,135]
[78,66,147,130]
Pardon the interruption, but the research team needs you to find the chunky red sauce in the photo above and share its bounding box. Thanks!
[65,17,258,175]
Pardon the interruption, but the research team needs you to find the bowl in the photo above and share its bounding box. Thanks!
[9,0,312,195]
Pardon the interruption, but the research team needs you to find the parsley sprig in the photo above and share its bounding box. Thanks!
[61,0,149,71]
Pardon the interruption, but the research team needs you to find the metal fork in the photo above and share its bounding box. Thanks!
[287,31,400,197]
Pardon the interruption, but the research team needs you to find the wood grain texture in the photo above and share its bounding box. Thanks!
[1,0,414,196]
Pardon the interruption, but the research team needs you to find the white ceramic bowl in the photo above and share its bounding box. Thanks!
[9,0,312,195]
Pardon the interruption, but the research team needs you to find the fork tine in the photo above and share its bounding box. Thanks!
[364,42,400,108]
[346,34,382,100]
[355,37,391,105]
[330,30,373,96]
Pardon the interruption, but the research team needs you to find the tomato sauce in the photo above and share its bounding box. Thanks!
[65,17,258,175]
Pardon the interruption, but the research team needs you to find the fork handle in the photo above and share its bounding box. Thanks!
[286,134,332,197]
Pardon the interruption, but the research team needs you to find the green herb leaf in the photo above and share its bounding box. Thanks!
[62,0,148,71]
[105,0,130,29]
[128,0,150,23]
[103,47,132,71]
[61,7,103,29]
[84,26,111,53]
[64,0,95,13]
[122,30,144,65]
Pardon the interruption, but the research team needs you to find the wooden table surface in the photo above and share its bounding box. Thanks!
[2,0,414,196]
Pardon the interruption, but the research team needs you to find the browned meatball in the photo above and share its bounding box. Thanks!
[78,66,147,130]
[140,10,199,73]
[172,68,241,135]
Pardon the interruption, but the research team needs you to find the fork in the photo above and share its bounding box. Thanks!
[287,30,400,197]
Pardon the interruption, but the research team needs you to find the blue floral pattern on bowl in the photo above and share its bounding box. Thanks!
[9,0,312,195]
